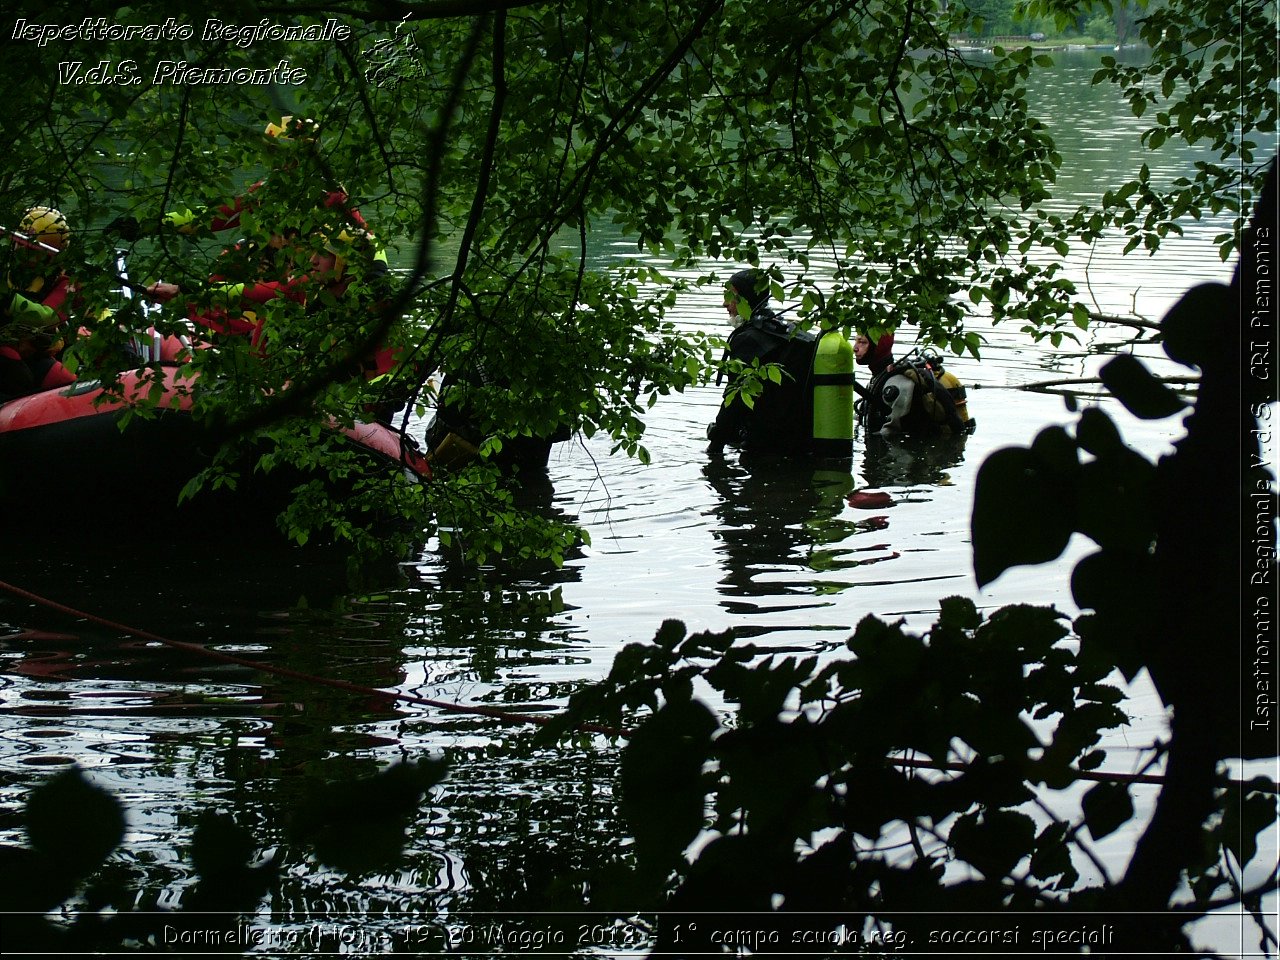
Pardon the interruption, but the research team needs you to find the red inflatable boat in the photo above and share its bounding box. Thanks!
[0,365,430,534]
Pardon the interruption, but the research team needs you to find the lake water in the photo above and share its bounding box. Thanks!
[0,48,1271,955]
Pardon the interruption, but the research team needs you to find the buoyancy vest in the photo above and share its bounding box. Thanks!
[862,350,975,437]
[187,276,310,348]
[1,244,79,397]
[934,367,972,427]
[4,240,75,332]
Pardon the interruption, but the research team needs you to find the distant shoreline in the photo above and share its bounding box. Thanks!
[949,38,1146,53]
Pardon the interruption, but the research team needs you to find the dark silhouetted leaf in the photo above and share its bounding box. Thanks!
[1161,283,1232,367]
[25,767,125,883]
[1100,355,1186,419]
[1078,749,1106,771]
[1081,781,1134,841]
[0,843,67,914]
[1075,407,1124,456]
[655,619,687,650]
[1070,552,1157,682]
[679,628,737,660]
[191,810,258,883]
[1031,425,1080,474]
[938,595,982,632]
[948,809,1036,879]
[1076,454,1156,552]
[621,697,716,875]
[972,444,1077,586]
[1029,820,1079,888]
[1221,779,1280,868]
[293,760,447,875]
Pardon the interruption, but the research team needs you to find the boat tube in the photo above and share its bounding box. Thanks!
[0,364,430,534]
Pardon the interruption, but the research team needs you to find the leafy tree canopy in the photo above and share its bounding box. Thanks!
[0,0,1272,556]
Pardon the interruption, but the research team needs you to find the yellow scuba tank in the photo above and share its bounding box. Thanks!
[811,330,854,457]
[429,430,481,470]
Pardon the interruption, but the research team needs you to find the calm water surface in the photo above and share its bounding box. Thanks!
[0,49,1271,953]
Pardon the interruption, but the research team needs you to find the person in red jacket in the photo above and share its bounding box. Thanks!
[108,116,371,262]
[146,229,385,354]
[0,207,79,399]
[147,231,412,424]
[138,116,387,347]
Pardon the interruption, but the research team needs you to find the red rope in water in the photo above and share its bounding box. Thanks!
[0,578,625,738]
[2,578,1275,794]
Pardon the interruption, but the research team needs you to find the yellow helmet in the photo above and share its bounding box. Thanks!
[320,228,382,280]
[264,115,319,140]
[319,229,358,280]
[20,206,70,250]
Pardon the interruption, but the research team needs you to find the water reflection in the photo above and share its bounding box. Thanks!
[859,433,970,490]
[415,470,588,705]
[700,436,976,606]
[703,455,892,611]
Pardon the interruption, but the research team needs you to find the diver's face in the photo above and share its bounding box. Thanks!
[854,335,872,360]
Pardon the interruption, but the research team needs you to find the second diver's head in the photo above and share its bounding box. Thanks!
[854,330,895,370]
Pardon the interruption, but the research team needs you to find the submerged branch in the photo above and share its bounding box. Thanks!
[1088,311,1162,331]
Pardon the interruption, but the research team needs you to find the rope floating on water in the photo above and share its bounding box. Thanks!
[890,754,1276,793]
[1,579,1274,794]
[0,578,623,738]
[1009,374,1199,393]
